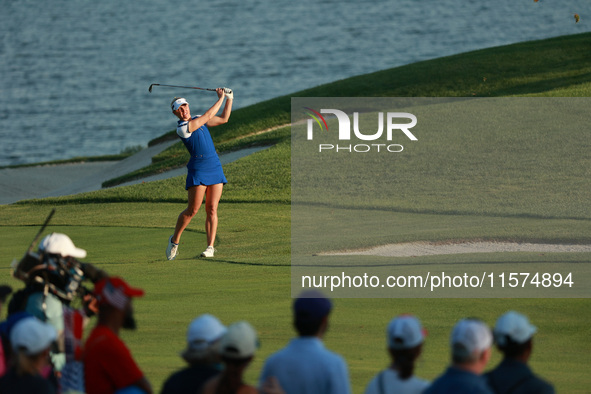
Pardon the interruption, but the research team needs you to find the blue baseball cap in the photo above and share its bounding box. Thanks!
[293,290,332,321]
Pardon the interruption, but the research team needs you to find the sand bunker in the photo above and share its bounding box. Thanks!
[322,241,591,257]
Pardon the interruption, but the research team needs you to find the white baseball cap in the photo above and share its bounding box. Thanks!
[387,314,426,349]
[39,233,87,258]
[451,318,492,357]
[182,314,227,359]
[218,321,258,359]
[10,317,57,355]
[171,98,188,111]
[494,311,537,346]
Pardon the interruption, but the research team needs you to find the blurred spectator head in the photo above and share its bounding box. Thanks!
[10,316,57,375]
[10,316,57,355]
[493,311,537,359]
[451,318,492,370]
[293,290,332,337]
[94,277,144,330]
[218,321,258,362]
[181,314,227,364]
[94,277,144,311]
[386,314,427,380]
[39,233,87,258]
[387,314,426,350]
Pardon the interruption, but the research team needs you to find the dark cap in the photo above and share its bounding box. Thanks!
[293,290,332,322]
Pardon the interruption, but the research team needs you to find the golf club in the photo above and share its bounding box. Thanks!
[27,208,56,253]
[148,83,219,93]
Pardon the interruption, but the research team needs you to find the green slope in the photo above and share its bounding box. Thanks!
[107,32,591,187]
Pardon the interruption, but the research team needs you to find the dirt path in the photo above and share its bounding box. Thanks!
[0,141,270,205]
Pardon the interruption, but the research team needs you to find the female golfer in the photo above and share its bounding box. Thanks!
[166,88,233,260]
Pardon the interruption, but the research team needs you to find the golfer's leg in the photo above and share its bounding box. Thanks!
[173,185,206,244]
[205,183,224,247]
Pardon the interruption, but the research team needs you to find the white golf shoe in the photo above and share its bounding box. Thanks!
[200,246,215,258]
[166,236,179,260]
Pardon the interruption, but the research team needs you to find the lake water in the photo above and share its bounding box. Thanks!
[0,0,588,166]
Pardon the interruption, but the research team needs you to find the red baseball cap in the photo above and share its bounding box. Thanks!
[94,277,144,310]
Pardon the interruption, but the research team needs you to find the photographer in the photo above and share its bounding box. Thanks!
[9,232,107,392]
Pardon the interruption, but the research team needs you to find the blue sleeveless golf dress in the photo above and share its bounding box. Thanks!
[177,116,227,189]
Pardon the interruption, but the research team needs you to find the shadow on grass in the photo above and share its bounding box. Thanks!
[293,259,591,268]
[194,257,289,267]
[293,201,591,222]
[490,71,591,96]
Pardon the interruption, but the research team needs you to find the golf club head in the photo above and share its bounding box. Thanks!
[148,84,155,93]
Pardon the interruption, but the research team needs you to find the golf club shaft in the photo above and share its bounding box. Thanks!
[27,208,56,253]
[148,83,217,93]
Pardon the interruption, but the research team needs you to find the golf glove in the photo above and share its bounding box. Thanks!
[223,87,234,100]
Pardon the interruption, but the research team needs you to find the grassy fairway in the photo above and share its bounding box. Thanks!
[1,33,591,393]
[0,206,589,391]
[0,206,588,391]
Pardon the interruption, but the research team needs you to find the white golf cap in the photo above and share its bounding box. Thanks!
[494,311,537,346]
[451,318,492,357]
[218,321,258,359]
[171,98,188,111]
[39,233,87,259]
[10,316,57,355]
[181,314,227,359]
[387,314,426,350]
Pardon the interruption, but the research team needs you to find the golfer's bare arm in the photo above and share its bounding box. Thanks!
[207,96,233,127]
[187,89,226,133]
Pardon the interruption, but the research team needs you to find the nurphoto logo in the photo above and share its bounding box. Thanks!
[304,108,418,153]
